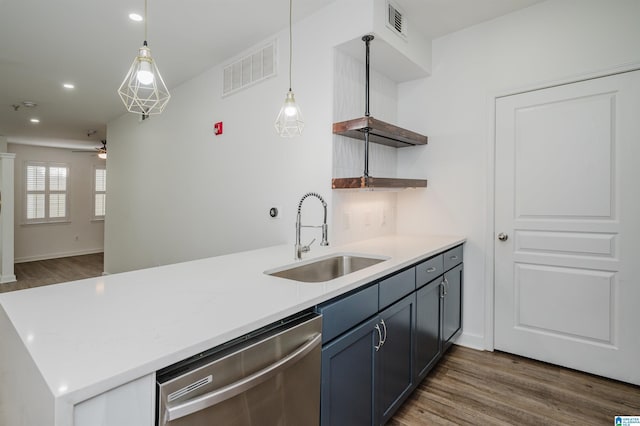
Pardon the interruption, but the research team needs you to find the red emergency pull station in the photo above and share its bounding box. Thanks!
[214,121,223,135]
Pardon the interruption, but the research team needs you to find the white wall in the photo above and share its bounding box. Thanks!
[9,143,105,262]
[105,0,384,273]
[331,49,400,245]
[396,0,640,349]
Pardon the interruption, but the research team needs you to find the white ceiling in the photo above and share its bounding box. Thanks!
[0,0,544,150]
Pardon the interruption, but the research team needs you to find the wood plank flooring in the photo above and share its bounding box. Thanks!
[0,253,104,293]
[390,345,640,425]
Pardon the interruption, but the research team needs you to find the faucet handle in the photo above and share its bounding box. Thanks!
[298,238,315,256]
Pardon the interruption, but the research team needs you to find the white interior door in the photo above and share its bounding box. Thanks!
[494,70,640,385]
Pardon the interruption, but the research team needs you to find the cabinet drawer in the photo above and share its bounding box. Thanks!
[318,284,379,342]
[416,255,443,288]
[444,245,463,271]
[378,268,415,310]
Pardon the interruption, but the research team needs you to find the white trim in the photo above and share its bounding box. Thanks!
[484,91,496,351]
[484,61,640,352]
[20,220,71,226]
[14,248,103,264]
[0,274,17,284]
[0,153,16,285]
[494,62,640,99]
[454,331,485,351]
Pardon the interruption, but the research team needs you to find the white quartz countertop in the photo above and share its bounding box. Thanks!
[0,234,464,406]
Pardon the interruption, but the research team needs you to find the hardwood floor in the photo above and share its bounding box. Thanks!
[390,345,640,426]
[0,253,104,293]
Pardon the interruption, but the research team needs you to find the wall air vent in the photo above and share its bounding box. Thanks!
[223,41,276,97]
[386,0,407,39]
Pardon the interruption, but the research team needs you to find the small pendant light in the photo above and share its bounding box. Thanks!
[274,0,304,137]
[118,0,170,116]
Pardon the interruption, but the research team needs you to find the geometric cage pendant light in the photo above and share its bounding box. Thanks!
[274,0,304,137]
[118,0,170,116]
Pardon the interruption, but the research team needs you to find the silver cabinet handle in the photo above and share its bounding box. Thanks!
[166,332,321,421]
[380,319,387,347]
[426,267,436,273]
[450,255,458,260]
[497,233,508,241]
[374,323,383,352]
[440,278,449,298]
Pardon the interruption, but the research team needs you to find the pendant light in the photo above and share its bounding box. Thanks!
[274,0,304,137]
[118,0,170,116]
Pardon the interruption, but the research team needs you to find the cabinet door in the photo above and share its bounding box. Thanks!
[321,316,379,426]
[443,264,463,346]
[377,294,415,425]
[415,278,442,380]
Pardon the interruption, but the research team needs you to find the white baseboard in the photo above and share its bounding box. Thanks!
[14,248,104,264]
[453,331,486,351]
[0,274,17,284]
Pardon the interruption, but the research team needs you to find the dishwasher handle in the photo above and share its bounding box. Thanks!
[165,332,322,422]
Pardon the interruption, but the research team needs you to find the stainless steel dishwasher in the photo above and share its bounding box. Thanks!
[156,312,321,425]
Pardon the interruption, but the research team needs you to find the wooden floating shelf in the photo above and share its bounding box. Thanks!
[332,116,428,148]
[332,176,428,190]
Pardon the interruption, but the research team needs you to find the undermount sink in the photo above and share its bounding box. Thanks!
[266,254,388,283]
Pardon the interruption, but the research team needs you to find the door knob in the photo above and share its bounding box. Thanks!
[497,233,508,241]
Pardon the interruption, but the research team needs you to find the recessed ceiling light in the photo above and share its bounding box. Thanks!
[63,83,75,89]
[129,13,143,22]
[30,118,40,123]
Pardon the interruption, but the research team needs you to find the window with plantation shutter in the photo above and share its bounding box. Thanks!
[24,162,69,223]
[94,167,106,219]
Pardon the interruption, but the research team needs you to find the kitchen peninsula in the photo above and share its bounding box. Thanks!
[0,234,464,425]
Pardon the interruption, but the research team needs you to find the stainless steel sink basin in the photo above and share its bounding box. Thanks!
[266,254,387,283]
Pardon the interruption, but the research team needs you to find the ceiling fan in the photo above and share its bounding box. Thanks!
[72,140,107,159]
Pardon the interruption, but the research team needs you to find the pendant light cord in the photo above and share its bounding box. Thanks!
[288,0,292,91]
[144,0,148,43]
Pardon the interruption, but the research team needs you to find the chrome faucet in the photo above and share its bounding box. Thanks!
[295,192,329,259]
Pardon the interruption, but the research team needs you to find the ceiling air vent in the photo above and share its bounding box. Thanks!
[223,41,276,97]
[386,0,407,39]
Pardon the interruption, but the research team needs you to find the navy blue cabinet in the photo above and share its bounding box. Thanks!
[415,278,441,380]
[443,263,463,348]
[318,244,464,425]
[320,294,415,426]
[320,315,379,426]
[377,294,415,424]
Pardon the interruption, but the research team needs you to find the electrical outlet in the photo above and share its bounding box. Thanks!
[364,211,372,227]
